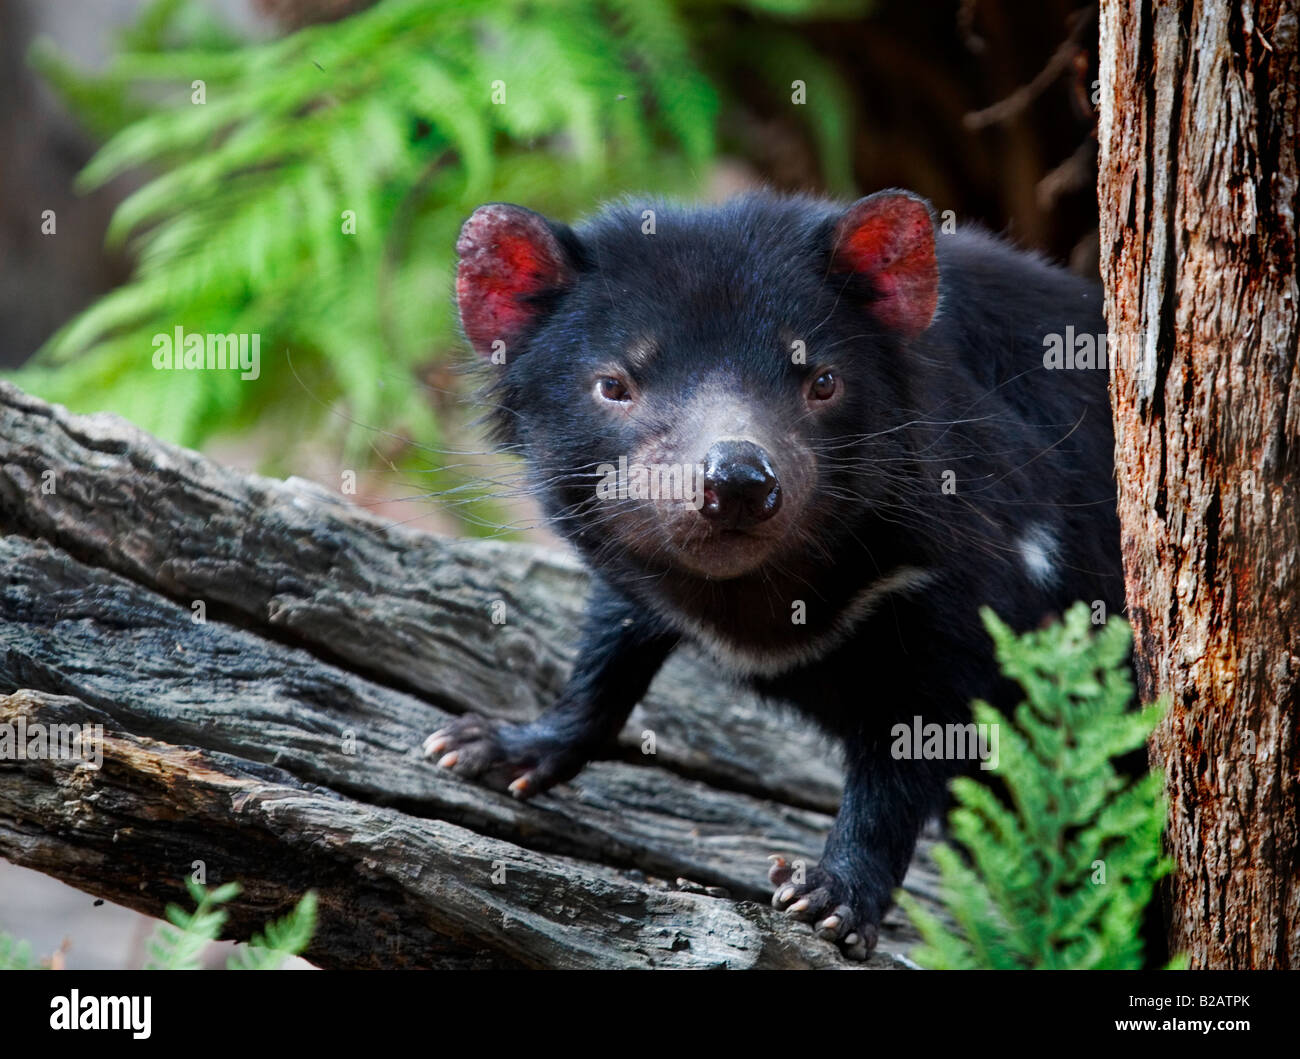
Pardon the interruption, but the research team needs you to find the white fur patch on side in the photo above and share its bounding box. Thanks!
[670,566,939,678]
[1018,524,1059,588]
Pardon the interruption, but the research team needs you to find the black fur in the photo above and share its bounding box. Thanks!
[430,190,1124,958]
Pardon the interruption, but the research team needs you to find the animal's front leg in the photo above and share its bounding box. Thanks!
[771,744,944,959]
[423,581,676,798]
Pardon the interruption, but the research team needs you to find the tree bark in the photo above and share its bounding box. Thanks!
[0,382,938,968]
[1098,1,1299,967]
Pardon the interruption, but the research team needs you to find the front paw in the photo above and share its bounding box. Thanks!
[768,855,879,961]
[422,714,573,799]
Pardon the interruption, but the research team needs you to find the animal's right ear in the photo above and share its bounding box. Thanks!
[828,190,938,339]
[455,203,577,358]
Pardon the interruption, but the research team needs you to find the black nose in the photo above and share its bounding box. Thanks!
[700,441,782,529]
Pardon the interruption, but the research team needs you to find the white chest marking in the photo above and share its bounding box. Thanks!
[672,565,939,678]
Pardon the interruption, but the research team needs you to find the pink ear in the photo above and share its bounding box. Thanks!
[831,191,938,338]
[455,204,575,357]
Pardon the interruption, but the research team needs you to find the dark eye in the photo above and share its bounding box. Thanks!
[597,376,630,403]
[809,370,838,402]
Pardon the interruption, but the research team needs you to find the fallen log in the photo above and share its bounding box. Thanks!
[0,382,937,968]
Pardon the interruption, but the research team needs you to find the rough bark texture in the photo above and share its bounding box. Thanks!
[1098,1,1299,967]
[0,382,938,968]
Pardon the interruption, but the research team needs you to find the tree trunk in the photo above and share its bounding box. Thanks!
[1098,1,1299,967]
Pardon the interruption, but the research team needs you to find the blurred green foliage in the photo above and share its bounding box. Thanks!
[14,0,866,509]
[0,930,42,970]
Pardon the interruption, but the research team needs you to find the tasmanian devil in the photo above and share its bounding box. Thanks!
[423,189,1124,959]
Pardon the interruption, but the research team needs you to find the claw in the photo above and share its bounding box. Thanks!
[423,715,568,802]
[842,933,870,961]
[768,867,875,960]
[767,854,794,887]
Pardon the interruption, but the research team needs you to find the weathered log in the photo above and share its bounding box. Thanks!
[0,690,875,969]
[0,382,937,968]
[0,382,840,809]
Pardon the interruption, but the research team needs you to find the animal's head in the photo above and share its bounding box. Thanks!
[454,191,940,582]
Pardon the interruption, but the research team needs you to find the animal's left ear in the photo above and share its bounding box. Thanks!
[829,190,938,339]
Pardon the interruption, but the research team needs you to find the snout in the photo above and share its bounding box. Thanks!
[700,440,782,530]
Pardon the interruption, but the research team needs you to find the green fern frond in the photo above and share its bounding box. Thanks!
[140,881,317,970]
[0,932,43,971]
[144,879,241,970]
[898,602,1172,970]
[227,890,318,970]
